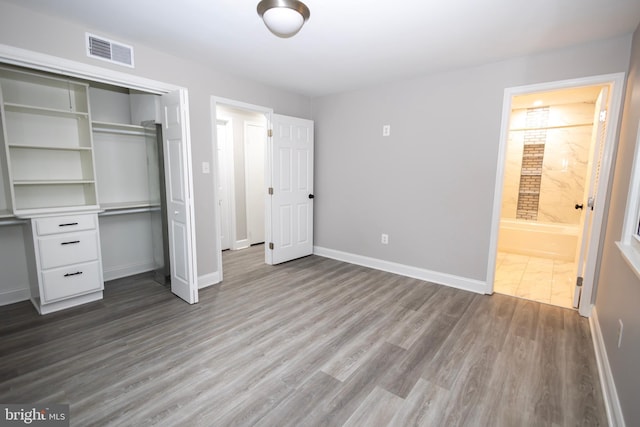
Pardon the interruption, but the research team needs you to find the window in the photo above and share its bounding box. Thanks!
[618,120,640,279]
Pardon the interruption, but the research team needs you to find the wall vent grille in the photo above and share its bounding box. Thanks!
[86,33,134,68]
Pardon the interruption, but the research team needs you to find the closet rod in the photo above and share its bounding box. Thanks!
[98,206,161,217]
[92,128,154,137]
[0,218,26,226]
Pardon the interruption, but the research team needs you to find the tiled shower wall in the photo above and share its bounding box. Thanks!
[501,103,595,225]
[516,108,549,220]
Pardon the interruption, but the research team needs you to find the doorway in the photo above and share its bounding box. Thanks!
[488,73,625,316]
[215,104,268,251]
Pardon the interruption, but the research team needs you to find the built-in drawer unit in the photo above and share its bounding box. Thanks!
[27,212,104,314]
[41,261,102,302]
[37,231,99,270]
[35,214,97,236]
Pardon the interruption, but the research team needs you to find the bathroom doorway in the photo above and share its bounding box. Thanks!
[489,74,625,315]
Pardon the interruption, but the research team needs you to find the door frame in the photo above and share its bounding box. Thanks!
[211,96,273,279]
[215,115,241,250]
[215,118,234,251]
[244,120,267,246]
[487,72,626,317]
[0,43,200,300]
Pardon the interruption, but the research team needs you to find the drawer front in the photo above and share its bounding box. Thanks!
[38,231,99,270]
[35,214,96,236]
[41,261,103,303]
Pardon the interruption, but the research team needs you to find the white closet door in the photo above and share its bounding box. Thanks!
[161,89,198,304]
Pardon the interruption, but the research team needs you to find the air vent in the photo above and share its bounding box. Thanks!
[86,33,134,68]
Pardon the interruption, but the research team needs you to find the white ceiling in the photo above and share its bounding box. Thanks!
[5,0,640,97]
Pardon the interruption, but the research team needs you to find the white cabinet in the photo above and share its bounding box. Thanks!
[0,66,99,216]
[26,212,104,314]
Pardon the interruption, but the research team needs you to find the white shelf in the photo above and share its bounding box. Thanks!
[4,102,89,118]
[14,179,96,185]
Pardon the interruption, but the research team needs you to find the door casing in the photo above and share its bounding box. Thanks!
[487,72,626,317]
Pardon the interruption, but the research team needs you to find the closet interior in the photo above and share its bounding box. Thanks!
[0,64,170,314]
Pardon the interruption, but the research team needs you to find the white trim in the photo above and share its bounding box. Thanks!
[314,246,486,294]
[243,119,267,246]
[102,261,156,282]
[620,122,640,242]
[233,239,251,250]
[590,307,626,427]
[0,288,30,306]
[616,241,640,281]
[215,115,237,253]
[0,43,174,93]
[32,291,103,315]
[198,271,221,289]
[487,73,627,317]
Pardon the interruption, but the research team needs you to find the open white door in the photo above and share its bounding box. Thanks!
[574,87,608,312]
[216,120,232,250]
[245,121,266,245]
[162,89,198,304]
[267,114,314,265]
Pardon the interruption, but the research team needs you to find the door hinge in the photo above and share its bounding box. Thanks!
[269,242,274,250]
[268,187,274,195]
[576,276,583,287]
[268,129,273,138]
[599,110,607,122]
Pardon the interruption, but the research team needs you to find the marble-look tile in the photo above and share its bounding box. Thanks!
[495,252,578,309]
[550,293,574,309]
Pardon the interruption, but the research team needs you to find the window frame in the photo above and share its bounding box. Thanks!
[617,120,640,279]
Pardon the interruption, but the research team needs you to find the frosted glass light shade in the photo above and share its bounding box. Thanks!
[257,0,310,38]
[263,8,304,37]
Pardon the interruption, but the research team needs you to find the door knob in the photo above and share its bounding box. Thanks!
[308,194,314,199]
[575,204,584,210]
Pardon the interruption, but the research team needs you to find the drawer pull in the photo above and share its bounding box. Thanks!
[61,240,80,245]
[58,222,79,227]
[63,271,83,277]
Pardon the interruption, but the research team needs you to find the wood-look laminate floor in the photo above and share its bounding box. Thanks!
[0,245,607,426]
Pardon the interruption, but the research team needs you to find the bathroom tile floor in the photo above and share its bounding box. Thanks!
[494,251,576,309]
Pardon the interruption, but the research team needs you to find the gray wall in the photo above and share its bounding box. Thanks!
[311,35,632,282]
[594,26,640,426]
[0,2,312,281]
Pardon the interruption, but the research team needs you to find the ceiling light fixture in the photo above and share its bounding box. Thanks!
[257,0,310,38]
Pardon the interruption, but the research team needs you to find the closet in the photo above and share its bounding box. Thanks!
[0,64,169,314]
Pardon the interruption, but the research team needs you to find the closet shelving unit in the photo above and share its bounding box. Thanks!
[0,67,99,216]
[0,66,104,314]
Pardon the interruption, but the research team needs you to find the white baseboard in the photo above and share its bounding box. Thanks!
[0,287,30,306]
[590,307,626,427]
[313,246,487,294]
[199,271,221,289]
[103,261,156,282]
[233,239,250,250]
